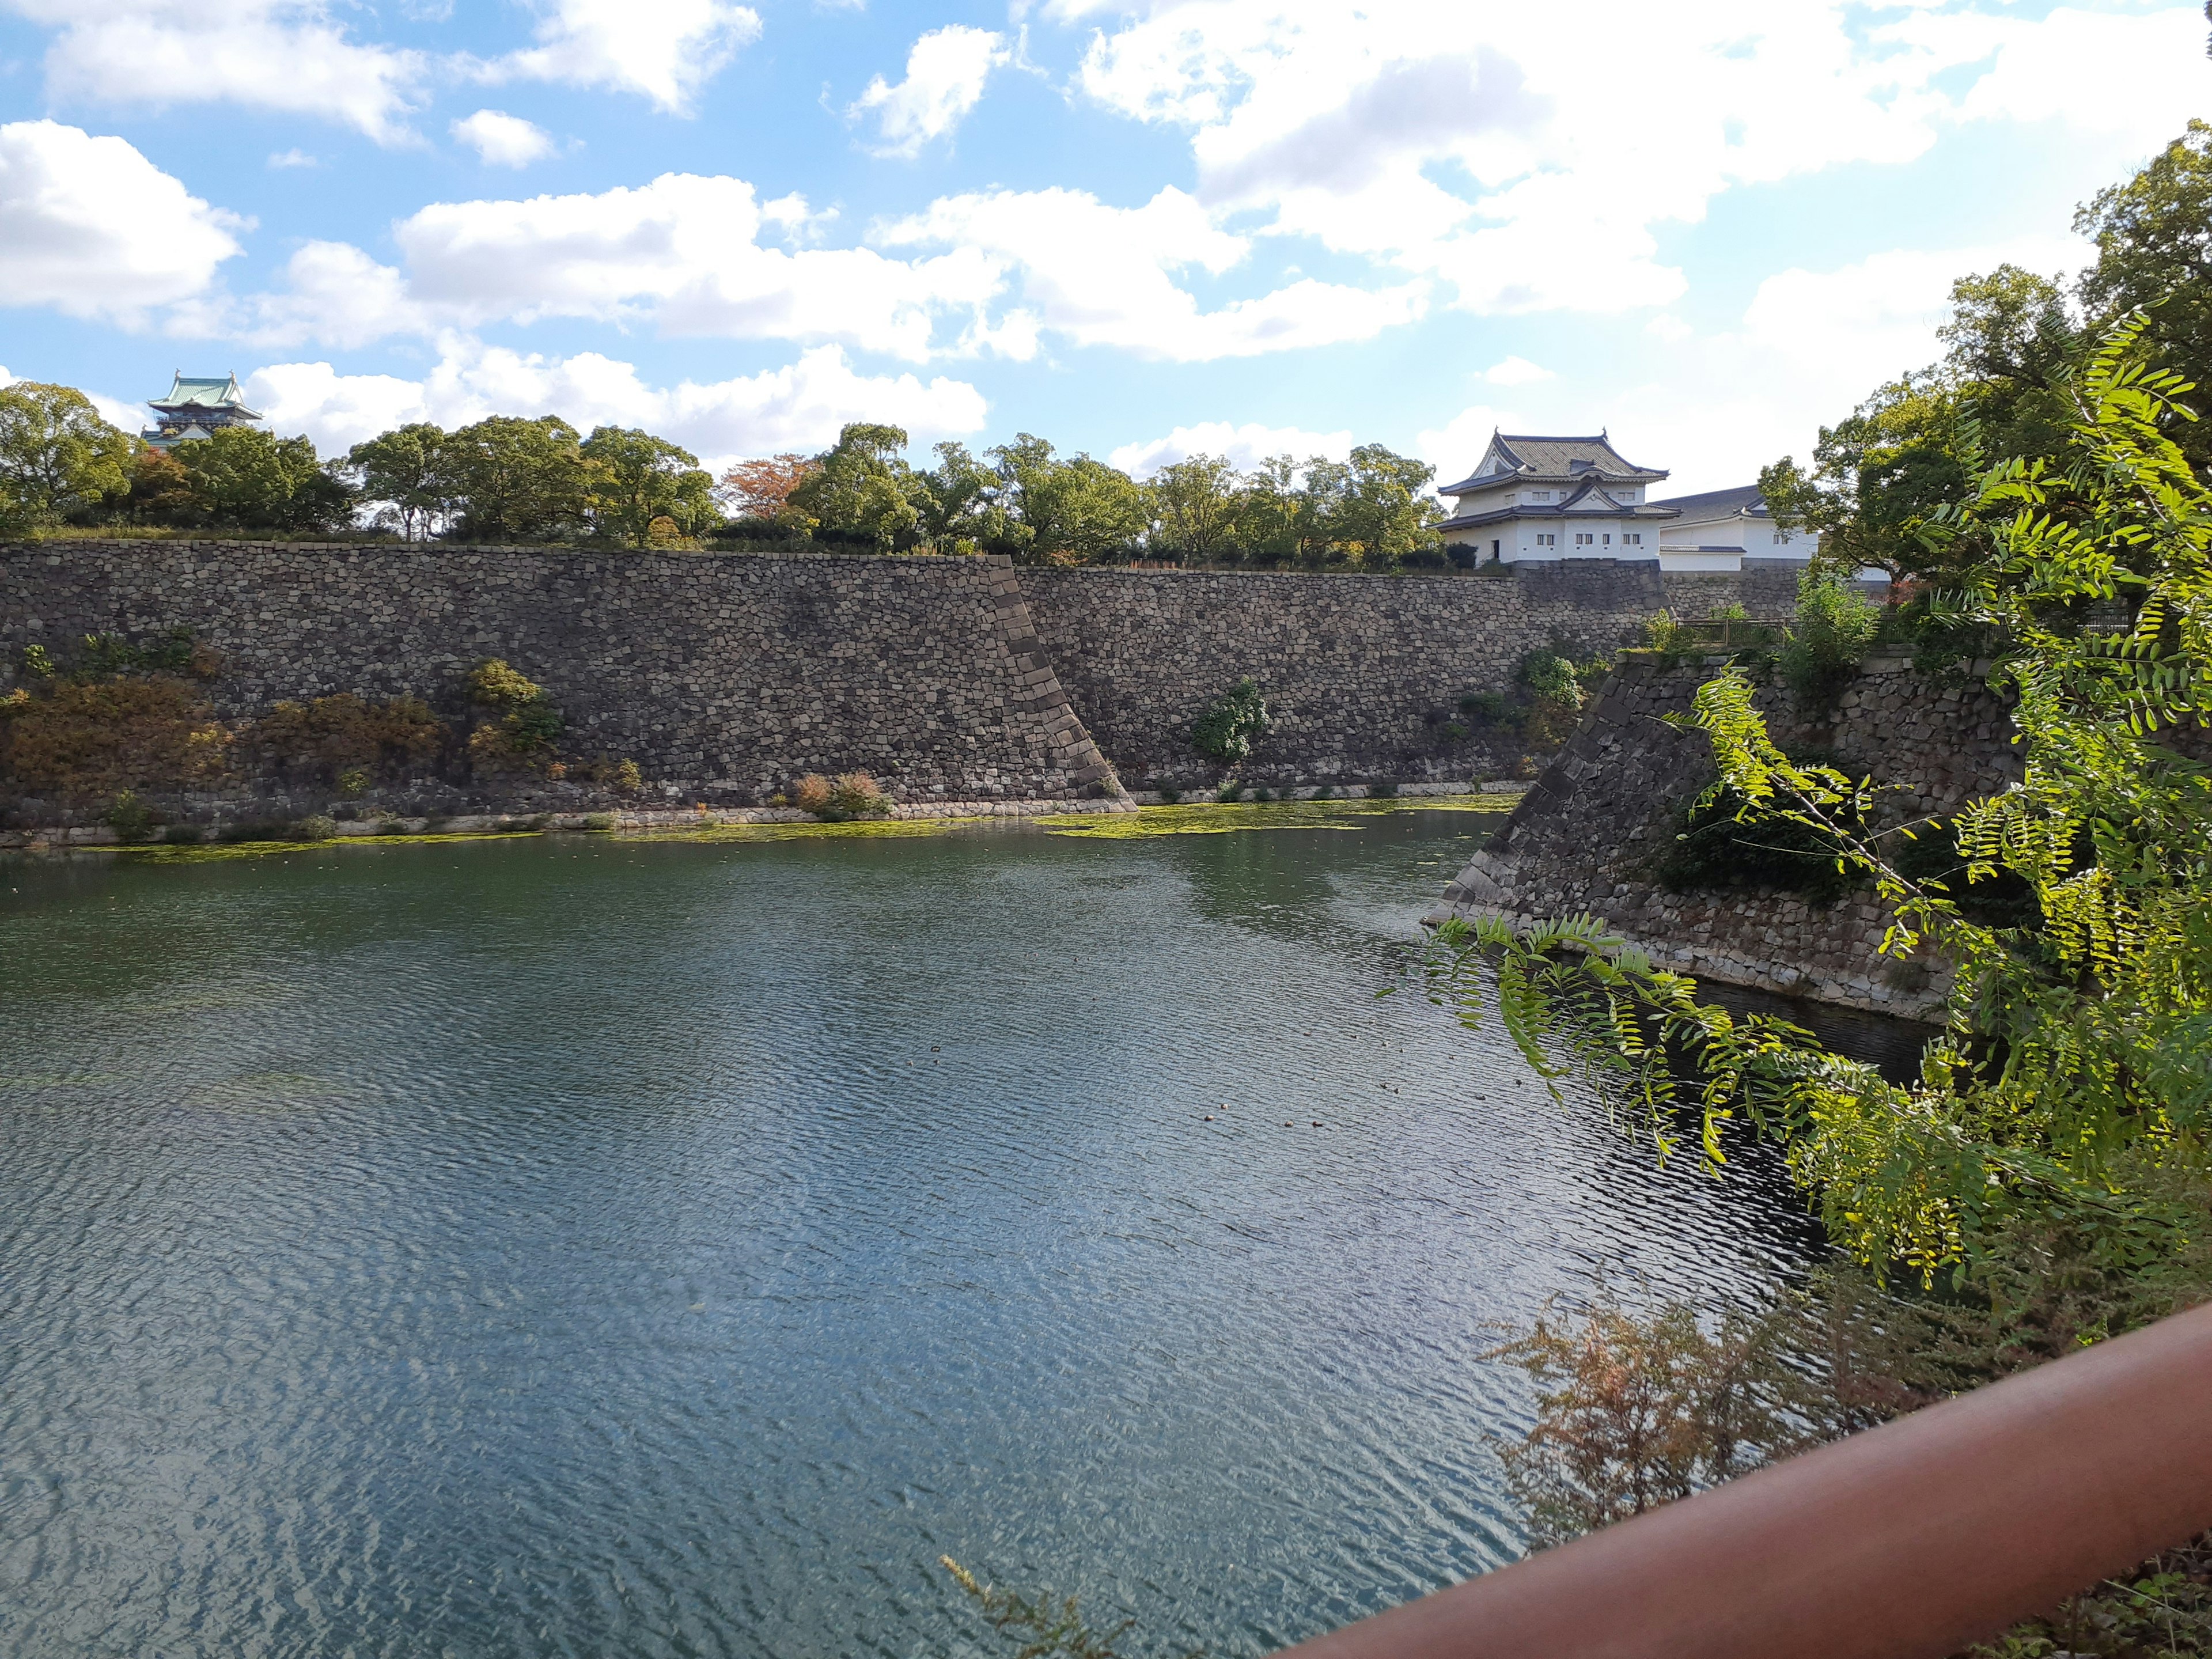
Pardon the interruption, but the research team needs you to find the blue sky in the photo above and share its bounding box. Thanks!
[0,0,2204,494]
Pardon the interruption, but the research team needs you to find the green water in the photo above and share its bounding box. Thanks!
[0,812,1818,1657]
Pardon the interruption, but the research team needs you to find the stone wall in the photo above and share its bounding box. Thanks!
[2,541,1806,826]
[0,540,1115,817]
[1427,652,2022,1018]
[1022,560,1680,785]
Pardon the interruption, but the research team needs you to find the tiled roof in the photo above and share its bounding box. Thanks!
[1439,430,1668,494]
[149,371,260,417]
[1649,484,1767,521]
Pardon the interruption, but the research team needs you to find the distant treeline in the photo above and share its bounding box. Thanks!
[0,388,1458,569]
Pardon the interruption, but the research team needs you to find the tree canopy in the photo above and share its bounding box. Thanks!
[0,382,134,532]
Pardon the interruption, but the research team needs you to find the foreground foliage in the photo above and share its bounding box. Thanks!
[1431,320,2212,1286]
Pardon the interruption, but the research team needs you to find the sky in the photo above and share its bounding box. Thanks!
[0,0,2204,497]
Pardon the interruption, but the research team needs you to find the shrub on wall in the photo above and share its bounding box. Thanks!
[1191,678,1270,762]
[253,693,446,786]
[1778,568,1881,711]
[464,659,563,773]
[0,675,231,800]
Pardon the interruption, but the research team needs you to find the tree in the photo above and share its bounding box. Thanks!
[580,426,717,547]
[346,423,451,541]
[1332,444,1442,564]
[0,381,134,531]
[174,427,355,532]
[123,446,195,526]
[441,415,588,541]
[717,453,817,525]
[911,441,1006,551]
[787,423,921,550]
[1146,454,1241,563]
[2075,119,2212,472]
[1227,456,1308,566]
[1938,264,2081,466]
[988,434,1147,565]
[1759,372,1976,583]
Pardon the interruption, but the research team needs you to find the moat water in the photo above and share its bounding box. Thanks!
[1,816,1821,1658]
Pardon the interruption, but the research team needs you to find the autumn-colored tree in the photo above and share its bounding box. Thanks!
[718,453,818,521]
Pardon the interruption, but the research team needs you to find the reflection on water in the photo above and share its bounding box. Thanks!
[0,819,1822,1658]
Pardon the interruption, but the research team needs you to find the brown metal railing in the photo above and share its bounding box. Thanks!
[1277,1300,2212,1659]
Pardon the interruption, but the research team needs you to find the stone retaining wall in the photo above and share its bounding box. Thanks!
[2,540,1816,828]
[1,540,1116,819]
[1426,652,2022,1018]
[1021,560,1684,785]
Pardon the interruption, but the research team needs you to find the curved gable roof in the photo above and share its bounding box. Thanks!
[1440,429,1666,494]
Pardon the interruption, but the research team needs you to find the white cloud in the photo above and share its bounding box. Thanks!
[0,120,244,324]
[1483,355,1551,387]
[849,25,1010,157]
[267,148,319,169]
[878,184,1426,361]
[1418,232,2086,498]
[1058,0,2205,321]
[207,170,1419,365]
[452,109,557,168]
[5,0,426,144]
[245,341,988,464]
[390,172,1003,357]
[479,0,762,114]
[1111,419,1352,476]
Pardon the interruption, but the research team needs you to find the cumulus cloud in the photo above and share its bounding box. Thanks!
[478,0,762,114]
[1483,355,1552,387]
[389,172,1003,357]
[1059,0,2205,321]
[1418,232,2086,497]
[3,0,427,143]
[452,110,558,168]
[1110,420,1353,476]
[244,341,988,465]
[878,185,1426,361]
[0,120,245,324]
[198,170,1421,364]
[849,25,1010,157]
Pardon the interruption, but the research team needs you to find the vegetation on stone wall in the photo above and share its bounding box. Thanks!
[1190,679,1271,763]
[253,694,448,788]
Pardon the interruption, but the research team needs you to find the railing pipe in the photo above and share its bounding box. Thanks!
[1277,1300,2212,1659]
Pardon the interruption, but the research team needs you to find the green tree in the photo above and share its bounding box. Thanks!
[1226,456,1308,566]
[1938,264,2082,466]
[579,426,717,547]
[441,415,588,541]
[1146,453,1242,563]
[2075,119,2212,473]
[1759,372,1975,583]
[1332,443,1442,565]
[987,434,1146,565]
[0,381,135,531]
[787,422,921,550]
[175,426,355,532]
[910,441,1006,551]
[346,423,450,541]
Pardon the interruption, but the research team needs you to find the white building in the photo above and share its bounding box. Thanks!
[1437,431,1820,574]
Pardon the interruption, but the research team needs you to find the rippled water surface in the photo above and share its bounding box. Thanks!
[1,817,1820,1658]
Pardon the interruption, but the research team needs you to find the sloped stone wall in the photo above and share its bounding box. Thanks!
[1020,560,1676,785]
[1427,652,2023,1018]
[0,541,1115,815]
